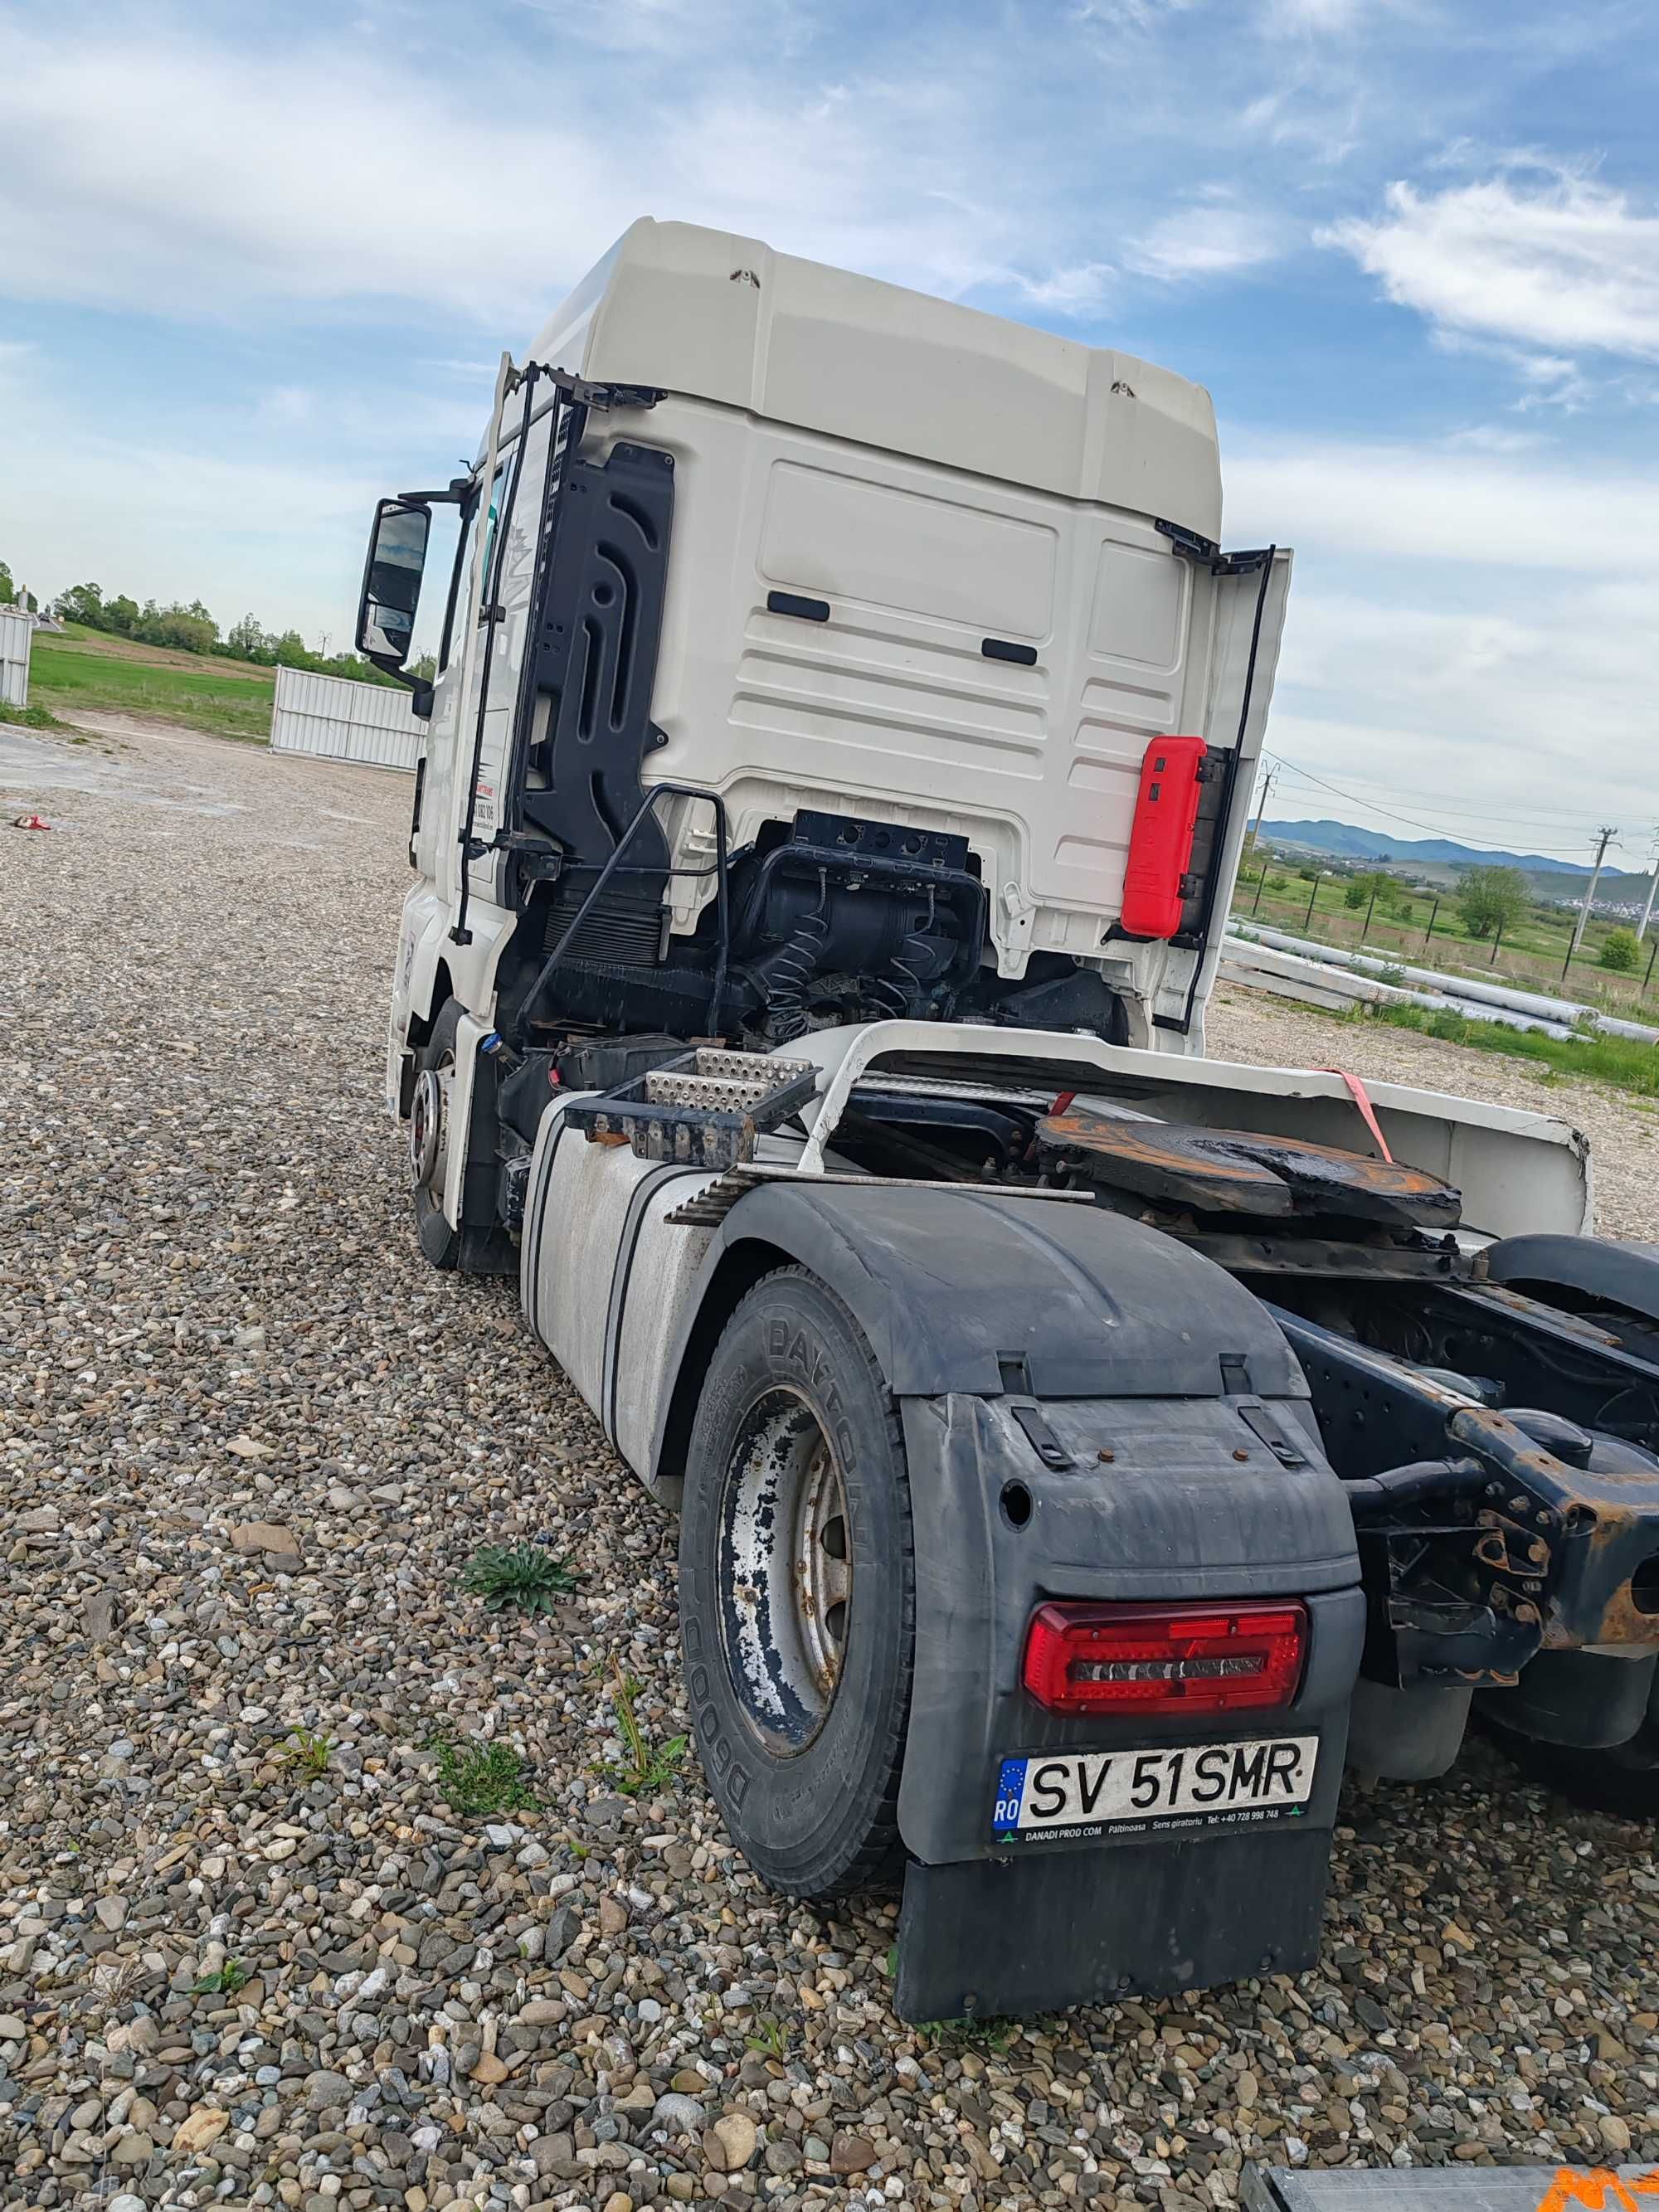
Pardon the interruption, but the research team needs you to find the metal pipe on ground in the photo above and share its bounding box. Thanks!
[1229,924,1659,1045]
[1219,941,1579,1038]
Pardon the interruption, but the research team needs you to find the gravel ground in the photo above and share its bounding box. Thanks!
[2,716,1657,2212]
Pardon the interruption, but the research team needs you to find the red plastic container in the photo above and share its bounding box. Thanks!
[1120,734,1207,939]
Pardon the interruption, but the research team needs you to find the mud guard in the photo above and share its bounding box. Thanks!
[893,1388,1362,2020]
[656,1179,1316,1404]
[898,1827,1336,2022]
[1485,1232,1659,1328]
[657,1184,1365,2020]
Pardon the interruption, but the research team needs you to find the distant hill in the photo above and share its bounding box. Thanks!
[1262,818,1647,887]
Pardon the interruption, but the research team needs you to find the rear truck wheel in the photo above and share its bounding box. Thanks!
[1490,1725,1659,1818]
[678,1268,916,1898]
[1485,1662,1659,1818]
[409,999,463,1270]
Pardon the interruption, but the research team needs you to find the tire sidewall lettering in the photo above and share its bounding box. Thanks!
[766,1318,859,1473]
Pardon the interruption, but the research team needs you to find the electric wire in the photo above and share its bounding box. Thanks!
[1262,753,1619,864]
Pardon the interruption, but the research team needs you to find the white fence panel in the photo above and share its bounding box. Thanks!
[269,666,421,771]
[0,610,31,707]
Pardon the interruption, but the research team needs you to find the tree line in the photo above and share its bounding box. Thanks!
[0,560,35,612]
[1260,855,1642,974]
[17,571,435,685]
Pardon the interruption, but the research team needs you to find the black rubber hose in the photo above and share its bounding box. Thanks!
[1343,1456,1487,1523]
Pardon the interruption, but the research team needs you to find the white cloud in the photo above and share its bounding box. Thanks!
[1225,432,1659,571]
[257,386,317,430]
[0,31,622,320]
[1126,203,1283,280]
[0,13,1319,336]
[1263,584,1659,848]
[1237,70,1366,164]
[1441,424,1545,454]
[0,338,417,637]
[1073,0,1201,28]
[1224,433,1659,835]
[516,0,819,62]
[1328,169,1659,364]
[1014,262,1116,312]
[1260,0,1369,32]
[0,23,1087,325]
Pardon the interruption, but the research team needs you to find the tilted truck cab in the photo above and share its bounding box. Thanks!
[358,220,1659,2020]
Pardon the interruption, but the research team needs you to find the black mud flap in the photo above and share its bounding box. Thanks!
[1243,2164,1658,2212]
[894,1824,1331,2023]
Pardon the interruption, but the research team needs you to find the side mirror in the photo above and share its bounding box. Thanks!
[356,498,431,668]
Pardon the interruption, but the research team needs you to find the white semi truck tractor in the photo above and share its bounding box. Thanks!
[359,220,1659,2022]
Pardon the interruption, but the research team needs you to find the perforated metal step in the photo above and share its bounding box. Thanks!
[563,1048,816,1169]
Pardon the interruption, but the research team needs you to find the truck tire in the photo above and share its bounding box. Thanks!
[408,999,463,1271]
[1492,1724,1659,1819]
[678,1268,915,1898]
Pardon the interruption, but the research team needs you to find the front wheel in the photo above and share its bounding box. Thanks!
[409,999,463,1270]
[678,1269,915,1898]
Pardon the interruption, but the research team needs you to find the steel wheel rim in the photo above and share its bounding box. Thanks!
[409,1055,453,1193]
[717,1387,853,1752]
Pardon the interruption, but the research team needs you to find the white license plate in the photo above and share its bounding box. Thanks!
[992,1733,1318,1840]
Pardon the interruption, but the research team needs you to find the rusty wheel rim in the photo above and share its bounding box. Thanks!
[717,1388,853,1751]
[793,1432,852,1711]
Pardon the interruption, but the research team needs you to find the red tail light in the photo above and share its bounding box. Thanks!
[1022,1599,1306,1716]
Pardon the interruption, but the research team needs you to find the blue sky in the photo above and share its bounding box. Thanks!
[2,0,1657,854]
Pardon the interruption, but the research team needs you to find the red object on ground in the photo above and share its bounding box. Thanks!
[1022,1598,1307,1717]
[1317,1067,1394,1163]
[11,813,51,831]
[1120,736,1206,939]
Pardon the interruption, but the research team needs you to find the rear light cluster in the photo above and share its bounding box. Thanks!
[1022,1599,1306,1716]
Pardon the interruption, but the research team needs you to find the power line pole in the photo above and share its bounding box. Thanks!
[1637,827,1659,944]
[1568,825,1619,962]
[1243,765,1277,863]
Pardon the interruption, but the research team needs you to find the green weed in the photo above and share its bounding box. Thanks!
[595,1659,687,1797]
[194,1958,251,1996]
[0,698,66,730]
[427,1734,538,1818]
[745,2015,789,2060]
[279,1728,333,1782]
[463,1543,581,1616]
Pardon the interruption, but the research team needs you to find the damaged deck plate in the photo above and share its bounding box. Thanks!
[1244,2164,1659,2212]
[1038,1109,1462,1229]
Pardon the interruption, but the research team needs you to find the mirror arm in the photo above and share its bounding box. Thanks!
[362,652,435,721]
[397,479,470,506]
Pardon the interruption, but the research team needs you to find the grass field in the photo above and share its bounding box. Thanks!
[23,628,275,742]
[1364,999,1659,1096]
[1231,860,1657,1016]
